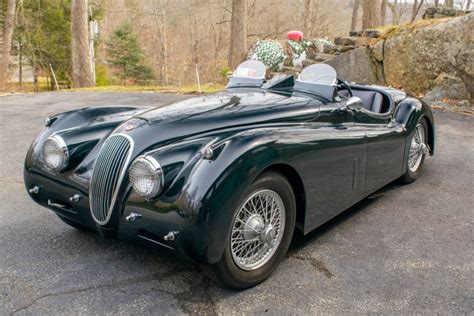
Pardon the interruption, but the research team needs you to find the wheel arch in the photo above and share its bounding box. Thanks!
[259,163,306,233]
[394,97,435,155]
[423,114,435,155]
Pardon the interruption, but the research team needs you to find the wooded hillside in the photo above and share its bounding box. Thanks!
[0,0,472,91]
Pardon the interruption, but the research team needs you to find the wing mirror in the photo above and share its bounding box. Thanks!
[346,96,363,110]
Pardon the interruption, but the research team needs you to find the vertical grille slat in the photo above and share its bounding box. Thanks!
[89,134,133,225]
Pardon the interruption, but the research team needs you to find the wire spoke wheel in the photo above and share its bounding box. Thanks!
[231,189,286,271]
[408,123,427,173]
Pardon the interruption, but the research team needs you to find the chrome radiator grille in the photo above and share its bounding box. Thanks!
[89,134,133,225]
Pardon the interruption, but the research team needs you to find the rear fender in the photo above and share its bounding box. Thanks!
[393,97,435,155]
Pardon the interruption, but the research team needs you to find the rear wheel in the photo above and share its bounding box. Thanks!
[212,171,296,289]
[400,118,429,183]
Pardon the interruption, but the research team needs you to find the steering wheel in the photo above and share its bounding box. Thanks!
[336,78,353,99]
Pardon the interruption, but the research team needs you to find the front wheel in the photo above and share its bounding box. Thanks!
[400,118,429,183]
[211,171,296,289]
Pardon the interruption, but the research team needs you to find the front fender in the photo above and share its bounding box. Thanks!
[182,129,282,263]
[26,106,149,176]
[126,128,284,263]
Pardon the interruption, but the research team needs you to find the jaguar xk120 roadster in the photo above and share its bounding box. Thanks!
[24,61,434,289]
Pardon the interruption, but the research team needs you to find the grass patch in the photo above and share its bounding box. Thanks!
[67,83,224,94]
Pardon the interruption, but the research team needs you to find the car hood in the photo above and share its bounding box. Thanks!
[115,90,320,151]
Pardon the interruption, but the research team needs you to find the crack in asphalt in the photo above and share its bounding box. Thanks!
[290,255,335,279]
[9,268,184,315]
[8,265,220,315]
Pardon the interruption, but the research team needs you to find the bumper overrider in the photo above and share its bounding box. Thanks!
[24,132,210,263]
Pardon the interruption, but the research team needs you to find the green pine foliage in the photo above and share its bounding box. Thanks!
[15,0,72,84]
[107,23,155,84]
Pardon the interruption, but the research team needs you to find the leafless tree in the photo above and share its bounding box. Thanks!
[466,0,472,9]
[152,0,168,85]
[388,0,410,25]
[228,0,247,70]
[0,0,16,91]
[410,0,424,22]
[303,0,315,38]
[380,0,387,25]
[350,0,360,31]
[362,0,379,29]
[71,0,95,87]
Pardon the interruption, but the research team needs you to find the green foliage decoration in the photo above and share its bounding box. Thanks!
[247,40,286,71]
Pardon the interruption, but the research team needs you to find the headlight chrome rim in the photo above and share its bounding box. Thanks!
[129,155,164,200]
[42,135,69,172]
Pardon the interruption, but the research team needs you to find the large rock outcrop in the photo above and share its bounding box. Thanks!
[326,47,382,85]
[326,13,473,99]
[383,13,473,98]
[247,13,473,100]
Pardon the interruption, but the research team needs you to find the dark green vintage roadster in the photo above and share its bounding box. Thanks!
[24,61,434,289]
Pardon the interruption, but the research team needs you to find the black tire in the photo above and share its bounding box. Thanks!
[211,171,296,289]
[400,117,429,184]
[56,214,91,231]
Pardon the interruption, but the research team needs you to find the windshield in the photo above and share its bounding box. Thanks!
[298,64,337,85]
[293,64,338,101]
[233,60,266,79]
[226,60,267,89]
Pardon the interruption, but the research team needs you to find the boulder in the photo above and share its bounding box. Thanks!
[369,39,384,61]
[384,13,473,98]
[334,37,357,46]
[355,37,378,47]
[423,6,471,19]
[322,44,336,54]
[363,30,382,38]
[423,73,469,101]
[426,7,437,15]
[349,30,365,37]
[325,47,381,84]
[336,45,356,53]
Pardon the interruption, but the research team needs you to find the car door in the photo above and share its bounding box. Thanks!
[293,102,368,232]
[353,108,406,194]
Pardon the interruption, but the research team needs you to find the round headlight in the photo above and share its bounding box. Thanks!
[129,156,163,199]
[42,135,69,171]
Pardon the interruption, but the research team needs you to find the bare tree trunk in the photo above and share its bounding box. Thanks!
[445,0,454,7]
[350,0,360,31]
[152,0,168,85]
[466,0,472,10]
[362,0,379,29]
[380,0,387,25]
[71,0,95,88]
[303,0,314,38]
[434,0,439,6]
[0,0,16,91]
[228,0,248,70]
[410,0,424,22]
[388,0,399,24]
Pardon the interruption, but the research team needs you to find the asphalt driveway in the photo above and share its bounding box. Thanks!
[0,92,473,314]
